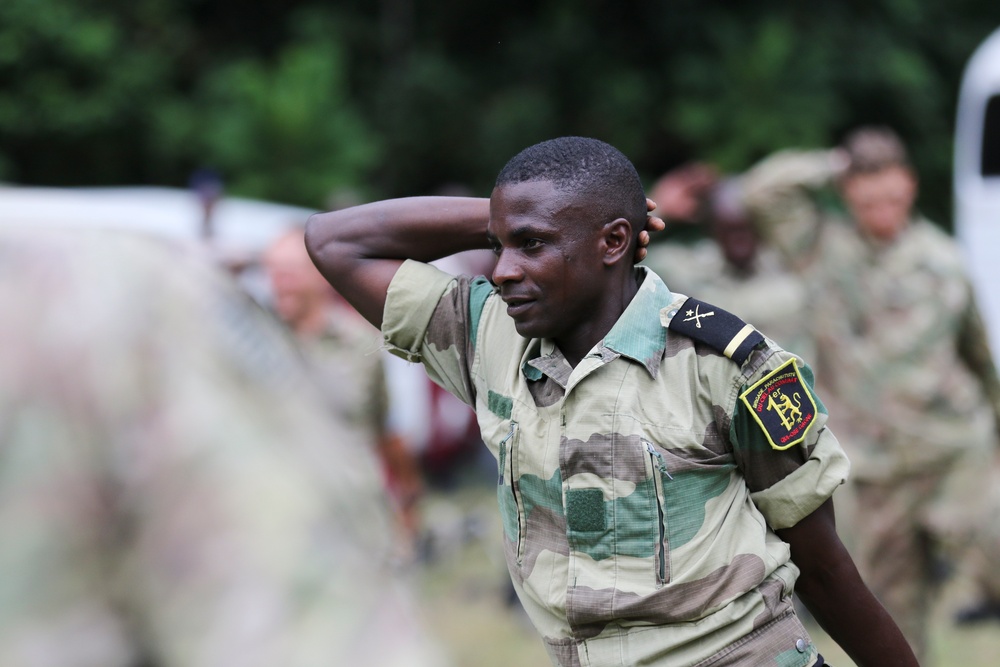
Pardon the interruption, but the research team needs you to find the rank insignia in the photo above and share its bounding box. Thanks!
[667,297,765,366]
[739,358,817,450]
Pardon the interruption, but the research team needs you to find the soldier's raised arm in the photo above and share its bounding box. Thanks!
[304,197,491,328]
[740,149,845,270]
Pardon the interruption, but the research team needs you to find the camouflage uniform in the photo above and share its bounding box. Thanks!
[742,149,1000,659]
[644,241,815,363]
[382,258,850,667]
[302,310,390,445]
[0,228,443,667]
[299,309,424,543]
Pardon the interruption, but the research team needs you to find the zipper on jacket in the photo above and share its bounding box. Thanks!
[645,440,670,586]
[497,421,524,564]
[498,421,516,485]
[506,421,524,565]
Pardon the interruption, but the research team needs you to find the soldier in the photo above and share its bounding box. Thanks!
[644,173,815,363]
[262,227,424,544]
[306,136,916,666]
[0,227,443,667]
[741,126,1000,662]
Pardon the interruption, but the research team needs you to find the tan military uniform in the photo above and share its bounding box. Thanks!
[644,240,815,363]
[298,309,424,544]
[0,228,443,667]
[742,150,1000,659]
[302,309,389,445]
[382,259,849,667]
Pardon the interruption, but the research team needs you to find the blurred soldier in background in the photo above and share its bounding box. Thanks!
[741,126,1000,662]
[0,227,444,667]
[263,227,424,550]
[644,169,815,362]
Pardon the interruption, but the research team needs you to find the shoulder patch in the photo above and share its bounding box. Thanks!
[667,297,765,365]
[739,358,817,450]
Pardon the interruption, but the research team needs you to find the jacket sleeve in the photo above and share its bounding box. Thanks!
[382,259,490,407]
[729,346,851,530]
[741,149,842,270]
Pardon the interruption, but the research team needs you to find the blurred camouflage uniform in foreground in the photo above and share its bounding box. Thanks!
[0,228,444,667]
[742,144,1000,660]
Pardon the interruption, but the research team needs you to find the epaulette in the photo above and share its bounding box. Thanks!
[667,297,766,366]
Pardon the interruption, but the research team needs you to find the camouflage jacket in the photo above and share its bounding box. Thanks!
[742,150,1000,479]
[383,260,849,667]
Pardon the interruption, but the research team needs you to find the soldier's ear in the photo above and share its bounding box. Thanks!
[601,218,632,267]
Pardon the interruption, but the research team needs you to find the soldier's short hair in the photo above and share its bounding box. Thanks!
[495,136,647,240]
[842,126,911,175]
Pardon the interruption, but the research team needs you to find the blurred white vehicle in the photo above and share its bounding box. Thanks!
[0,183,318,307]
[955,26,1000,351]
[0,184,316,258]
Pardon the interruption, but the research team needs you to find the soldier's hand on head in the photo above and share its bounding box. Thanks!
[649,162,718,223]
[635,198,666,262]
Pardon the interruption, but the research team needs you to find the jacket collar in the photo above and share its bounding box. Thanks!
[524,267,673,382]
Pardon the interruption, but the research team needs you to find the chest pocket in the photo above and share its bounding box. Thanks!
[564,437,673,587]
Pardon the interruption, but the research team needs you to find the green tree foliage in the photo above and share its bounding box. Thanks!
[1,0,998,218]
[658,1,999,225]
[151,11,381,206]
[0,0,380,207]
[0,0,189,183]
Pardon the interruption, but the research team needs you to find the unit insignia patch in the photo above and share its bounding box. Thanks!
[739,358,817,450]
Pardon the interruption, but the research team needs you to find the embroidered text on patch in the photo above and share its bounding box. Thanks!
[739,358,817,450]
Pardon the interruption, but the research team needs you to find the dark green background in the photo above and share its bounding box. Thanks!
[2,0,998,225]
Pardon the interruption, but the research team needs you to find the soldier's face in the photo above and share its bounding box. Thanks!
[840,166,917,242]
[488,180,606,342]
[711,211,758,272]
[263,233,334,327]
